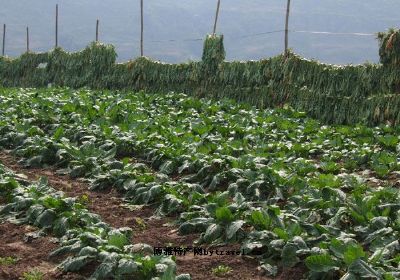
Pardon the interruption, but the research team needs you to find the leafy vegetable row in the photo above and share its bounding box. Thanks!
[0,163,190,280]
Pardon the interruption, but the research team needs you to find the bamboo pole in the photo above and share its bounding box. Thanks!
[213,0,221,36]
[140,0,144,56]
[2,24,5,56]
[26,26,30,52]
[284,0,291,56]
[96,19,99,42]
[56,4,59,48]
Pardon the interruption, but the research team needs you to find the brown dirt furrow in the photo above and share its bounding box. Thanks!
[0,222,88,280]
[0,151,302,280]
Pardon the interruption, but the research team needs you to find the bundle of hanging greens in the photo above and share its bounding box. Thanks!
[0,52,48,87]
[0,42,117,88]
[46,42,116,88]
[108,56,201,93]
[378,29,400,93]
[0,56,15,86]
[378,28,400,66]
[201,34,225,75]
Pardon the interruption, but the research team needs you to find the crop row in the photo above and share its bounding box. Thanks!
[0,163,191,279]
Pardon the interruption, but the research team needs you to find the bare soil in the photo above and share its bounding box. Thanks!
[0,151,304,280]
[0,222,90,280]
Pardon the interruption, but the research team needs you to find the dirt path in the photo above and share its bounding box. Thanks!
[0,151,302,280]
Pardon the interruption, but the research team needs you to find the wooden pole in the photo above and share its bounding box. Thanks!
[96,19,99,42]
[284,0,291,56]
[140,0,144,56]
[26,26,30,52]
[213,0,221,36]
[56,4,59,48]
[2,24,5,56]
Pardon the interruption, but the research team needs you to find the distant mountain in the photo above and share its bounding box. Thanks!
[1,0,399,64]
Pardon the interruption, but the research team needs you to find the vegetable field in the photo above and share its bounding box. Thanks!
[0,88,400,280]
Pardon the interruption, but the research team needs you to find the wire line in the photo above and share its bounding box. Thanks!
[291,30,376,36]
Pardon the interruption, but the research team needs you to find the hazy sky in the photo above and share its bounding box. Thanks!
[1,0,399,64]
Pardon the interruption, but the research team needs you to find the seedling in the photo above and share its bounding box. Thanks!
[22,269,44,280]
[0,256,18,265]
[212,265,232,277]
[135,217,147,230]
[78,194,90,205]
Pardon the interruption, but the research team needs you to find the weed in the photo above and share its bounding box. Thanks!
[212,265,232,277]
